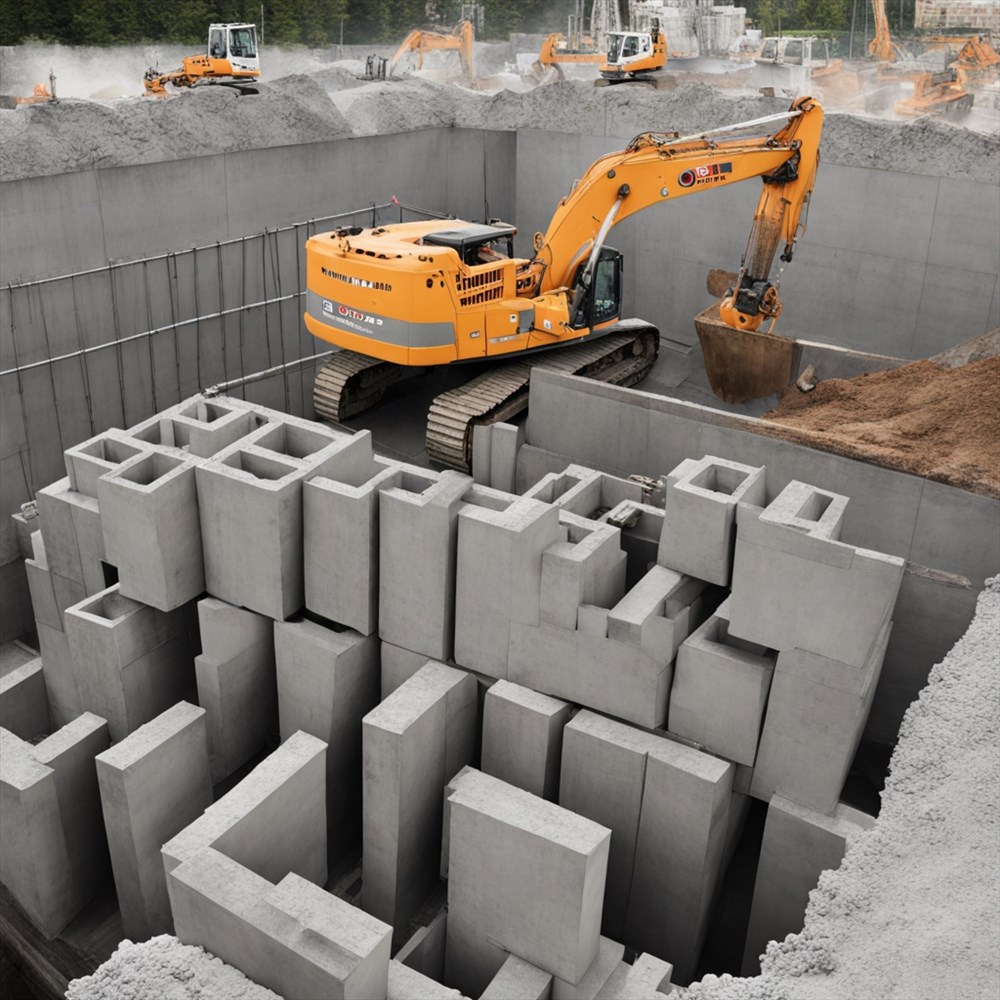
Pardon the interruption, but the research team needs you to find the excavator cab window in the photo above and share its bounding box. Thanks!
[607,34,624,62]
[622,36,638,58]
[783,39,804,64]
[209,30,225,58]
[229,27,257,59]
[571,246,622,329]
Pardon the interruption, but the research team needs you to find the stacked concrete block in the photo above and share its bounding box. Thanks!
[729,481,905,666]
[95,702,213,940]
[742,796,875,975]
[598,954,673,999]
[510,564,708,729]
[523,464,645,522]
[658,456,766,586]
[362,662,477,944]
[0,714,110,937]
[471,421,525,494]
[552,936,624,999]
[0,657,50,740]
[395,910,448,981]
[196,417,364,620]
[750,621,892,813]
[445,768,611,998]
[481,679,573,801]
[597,500,666,589]
[274,616,379,856]
[389,960,467,1000]
[126,397,270,460]
[64,584,198,742]
[668,597,776,766]
[440,765,476,880]
[195,598,277,783]
[304,436,402,634]
[379,470,473,661]
[381,641,435,699]
[454,496,564,678]
[559,711,734,985]
[35,476,107,596]
[480,955,553,999]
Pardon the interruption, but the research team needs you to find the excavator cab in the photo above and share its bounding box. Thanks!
[570,247,623,329]
[600,24,666,82]
[209,24,259,74]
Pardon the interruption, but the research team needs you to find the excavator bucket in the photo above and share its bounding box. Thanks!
[695,302,796,404]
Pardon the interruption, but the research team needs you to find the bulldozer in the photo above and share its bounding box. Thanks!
[144,24,260,96]
[304,98,825,470]
[388,20,474,79]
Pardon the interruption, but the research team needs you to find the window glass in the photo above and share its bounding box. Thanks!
[622,36,638,57]
[784,39,803,63]
[209,30,225,58]
[607,35,624,61]
[591,256,619,325]
[229,28,257,58]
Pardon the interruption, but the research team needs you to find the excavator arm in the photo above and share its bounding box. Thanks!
[389,20,474,78]
[527,96,823,333]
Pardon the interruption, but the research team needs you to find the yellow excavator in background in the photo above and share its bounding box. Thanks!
[0,71,57,109]
[304,98,824,468]
[538,32,604,66]
[597,21,667,85]
[389,20,474,79]
[144,23,260,96]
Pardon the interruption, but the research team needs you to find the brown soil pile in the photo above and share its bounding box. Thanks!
[760,355,1000,497]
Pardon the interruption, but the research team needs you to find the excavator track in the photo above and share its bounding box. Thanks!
[313,351,426,422]
[426,322,659,471]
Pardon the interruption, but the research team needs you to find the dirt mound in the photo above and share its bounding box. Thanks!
[760,354,1000,497]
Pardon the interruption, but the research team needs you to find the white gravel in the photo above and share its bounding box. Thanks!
[685,575,1000,1000]
[66,935,282,999]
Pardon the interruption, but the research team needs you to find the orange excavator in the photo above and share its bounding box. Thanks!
[144,23,260,96]
[0,71,57,109]
[539,32,604,66]
[304,98,824,468]
[389,20,474,79]
[597,22,667,85]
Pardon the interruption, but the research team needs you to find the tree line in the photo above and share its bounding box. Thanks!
[0,0,897,50]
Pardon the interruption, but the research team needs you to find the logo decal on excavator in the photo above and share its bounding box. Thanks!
[679,162,733,188]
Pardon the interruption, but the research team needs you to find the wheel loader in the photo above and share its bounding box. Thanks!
[304,98,825,471]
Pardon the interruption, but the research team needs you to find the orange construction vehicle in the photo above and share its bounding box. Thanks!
[304,98,824,467]
[389,20,474,78]
[895,68,974,116]
[598,22,667,85]
[0,71,57,109]
[538,32,604,66]
[144,24,260,96]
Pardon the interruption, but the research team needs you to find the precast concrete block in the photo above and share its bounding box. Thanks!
[597,500,666,591]
[35,477,106,593]
[395,909,448,981]
[552,936,623,999]
[381,641,435,699]
[389,960,467,1000]
[741,796,874,976]
[471,423,492,486]
[64,584,198,741]
[559,711,733,986]
[11,508,39,559]
[440,765,476,880]
[162,729,327,890]
[596,953,673,999]
[0,657,49,741]
[668,598,776,766]
[539,514,627,632]
[274,616,379,857]
[35,620,78,728]
[444,768,610,997]
[64,429,147,498]
[658,456,766,586]
[729,482,905,666]
[379,469,472,661]
[489,421,525,495]
[454,493,563,679]
[750,620,892,814]
[169,850,390,1000]
[160,397,270,459]
[196,598,277,783]
[481,679,573,801]
[25,532,87,636]
[95,702,213,940]
[362,662,477,944]
[196,418,361,620]
[304,441,402,634]
[523,463,644,521]
[0,715,110,938]
[98,450,204,611]
[480,954,553,1000]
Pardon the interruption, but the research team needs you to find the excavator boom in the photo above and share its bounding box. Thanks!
[389,20,474,78]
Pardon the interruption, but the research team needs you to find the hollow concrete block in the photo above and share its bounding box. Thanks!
[481,679,573,801]
[480,954,553,1000]
[0,714,110,938]
[658,455,766,586]
[523,464,645,521]
[362,662,477,946]
[750,620,892,814]
[668,597,776,766]
[274,616,379,857]
[741,796,875,976]
[64,584,198,742]
[729,482,904,666]
[195,598,277,784]
[0,657,49,741]
[98,450,204,611]
[63,430,146,499]
[445,768,611,997]
[379,470,472,661]
[454,496,563,679]
[95,702,213,940]
[304,443,401,634]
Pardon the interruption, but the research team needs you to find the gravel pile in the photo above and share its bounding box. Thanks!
[66,936,281,999]
[685,575,1000,1000]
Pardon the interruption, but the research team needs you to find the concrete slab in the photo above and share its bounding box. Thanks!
[481,679,573,801]
[362,662,476,944]
[95,702,213,940]
[741,796,874,976]
[445,768,610,997]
